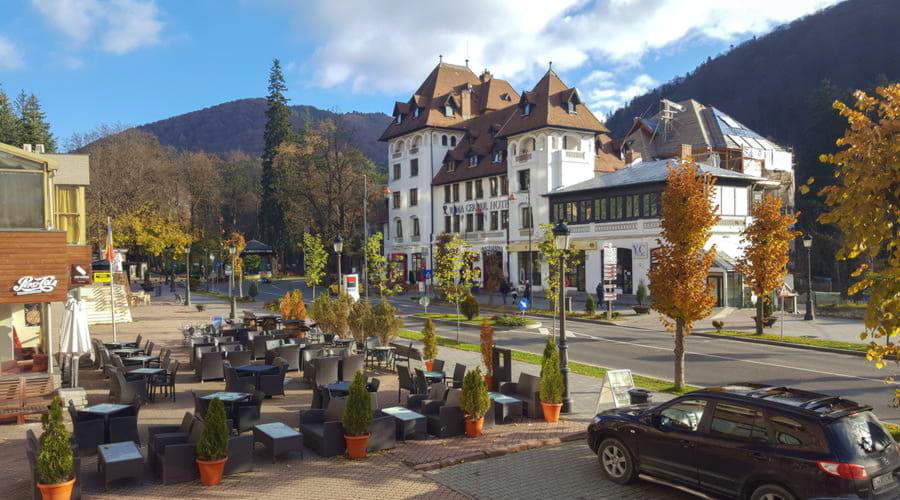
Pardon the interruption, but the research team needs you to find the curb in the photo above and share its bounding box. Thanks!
[410,431,586,472]
[691,331,867,357]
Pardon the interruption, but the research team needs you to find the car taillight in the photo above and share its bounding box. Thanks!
[817,461,868,480]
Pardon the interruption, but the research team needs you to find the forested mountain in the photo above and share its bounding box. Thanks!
[603,0,899,291]
[137,98,392,164]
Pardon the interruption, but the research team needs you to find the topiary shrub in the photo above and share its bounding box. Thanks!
[493,315,528,327]
[540,347,564,404]
[248,281,258,300]
[636,281,649,306]
[422,318,438,360]
[540,335,555,377]
[460,367,490,420]
[342,371,372,436]
[585,294,596,315]
[712,320,724,331]
[37,397,73,485]
[196,398,229,461]
[763,298,774,318]
[460,293,480,320]
[348,300,374,344]
[371,300,403,345]
[480,320,493,376]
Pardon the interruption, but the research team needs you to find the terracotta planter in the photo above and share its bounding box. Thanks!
[424,360,434,371]
[483,374,493,391]
[196,457,228,486]
[37,477,75,500]
[345,434,369,459]
[465,417,484,438]
[541,402,563,423]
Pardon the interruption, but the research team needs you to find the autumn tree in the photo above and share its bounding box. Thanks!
[434,233,478,342]
[303,233,328,299]
[816,83,900,370]
[537,223,583,335]
[365,232,401,299]
[736,194,800,334]
[220,152,260,236]
[648,160,720,391]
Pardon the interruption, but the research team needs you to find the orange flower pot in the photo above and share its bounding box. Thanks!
[541,402,563,423]
[465,417,484,438]
[345,434,369,459]
[37,477,75,500]
[483,374,492,390]
[425,360,434,371]
[196,457,227,486]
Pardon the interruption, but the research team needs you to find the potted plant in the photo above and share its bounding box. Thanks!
[196,397,229,486]
[36,397,75,500]
[633,281,650,314]
[460,367,490,438]
[480,320,494,389]
[540,337,564,423]
[422,318,438,371]
[342,371,372,459]
[585,294,596,315]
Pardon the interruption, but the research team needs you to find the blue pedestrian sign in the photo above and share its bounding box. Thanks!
[423,269,433,279]
[517,298,530,311]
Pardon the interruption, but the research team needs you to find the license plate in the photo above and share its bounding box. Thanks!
[872,472,895,490]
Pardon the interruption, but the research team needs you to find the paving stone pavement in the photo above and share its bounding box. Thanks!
[429,441,692,500]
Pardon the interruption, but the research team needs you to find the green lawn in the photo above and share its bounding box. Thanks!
[398,329,697,395]
[413,312,538,327]
[709,329,867,353]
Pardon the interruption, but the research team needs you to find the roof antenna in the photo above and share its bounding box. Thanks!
[439,54,443,63]
[549,61,553,71]
[465,39,469,67]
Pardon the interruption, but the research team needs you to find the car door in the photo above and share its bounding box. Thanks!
[695,401,774,498]
[637,398,709,487]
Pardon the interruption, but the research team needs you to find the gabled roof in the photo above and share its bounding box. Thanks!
[432,107,516,186]
[549,158,762,195]
[241,239,275,255]
[498,70,607,138]
[379,62,519,141]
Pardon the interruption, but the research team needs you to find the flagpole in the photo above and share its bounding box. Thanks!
[108,216,118,342]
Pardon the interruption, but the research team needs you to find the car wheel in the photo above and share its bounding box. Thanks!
[750,484,796,500]
[597,438,637,484]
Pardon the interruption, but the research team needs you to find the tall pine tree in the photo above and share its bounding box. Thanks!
[259,59,292,249]
[15,91,55,152]
[0,87,19,146]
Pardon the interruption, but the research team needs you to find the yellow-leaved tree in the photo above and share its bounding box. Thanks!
[816,83,900,372]
[648,159,720,391]
[736,194,800,334]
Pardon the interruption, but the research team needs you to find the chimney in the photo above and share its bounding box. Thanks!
[624,150,641,165]
[679,144,692,160]
[480,69,492,83]
[460,85,472,119]
[35,144,45,154]
[23,144,32,153]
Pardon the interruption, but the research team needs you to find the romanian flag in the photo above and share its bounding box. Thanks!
[106,217,114,262]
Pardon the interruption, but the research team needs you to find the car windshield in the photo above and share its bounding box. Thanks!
[829,412,895,458]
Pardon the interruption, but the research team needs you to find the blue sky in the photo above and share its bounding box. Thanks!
[0,0,841,150]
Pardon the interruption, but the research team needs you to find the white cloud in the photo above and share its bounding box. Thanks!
[0,37,24,70]
[585,73,658,118]
[290,0,840,111]
[31,0,163,55]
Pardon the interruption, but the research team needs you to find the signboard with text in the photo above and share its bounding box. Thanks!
[93,272,112,284]
[595,369,635,410]
[71,264,91,285]
[602,244,617,301]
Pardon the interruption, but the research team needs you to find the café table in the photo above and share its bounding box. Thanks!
[370,346,396,371]
[253,422,303,462]
[424,370,445,383]
[488,392,523,424]
[125,355,157,367]
[201,391,250,403]
[82,403,130,442]
[322,381,351,397]
[236,364,279,391]
[110,347,141,357]
[381,406,426,440]
[129,367,165,400]
[98,441,144,488]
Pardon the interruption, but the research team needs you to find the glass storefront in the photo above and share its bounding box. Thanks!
[517,251,541,286]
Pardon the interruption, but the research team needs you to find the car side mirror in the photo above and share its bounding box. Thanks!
[639,411,657,426]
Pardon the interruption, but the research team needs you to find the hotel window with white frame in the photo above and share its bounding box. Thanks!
[476,212,484,231]
[475,179,483,199]
[393,163,401,180]
[445,104,453,117]
[441,135,448,146]
[409,188,418,206]
[410,159,419,177]
[466,213,474,232]
[518,169,530,191]
[523,102,532,116]
[493,150,502,163]
[521,206,533,229]
[392,191,401,209]
[567,100,576,113]
[412,218,420,237]
[447,161,456,172]
[444,185,451,203]
[501,210,509,230]
[453,214,460,233]
[468,155,478,167]
[490,211,498,231]
[452,183,460,202]
[489,177,498,197]
[500,175,508,195]
[395,219,403,237]
[444,215,451,233]
[465,181,473,200]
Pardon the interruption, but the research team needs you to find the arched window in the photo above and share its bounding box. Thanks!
[530,138,536,151]
[395,219,403,238]
[394,142,402,153]
[441,135,448,146]
[450,136,457,147]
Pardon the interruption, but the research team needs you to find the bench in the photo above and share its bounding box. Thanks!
[0,375,54,424]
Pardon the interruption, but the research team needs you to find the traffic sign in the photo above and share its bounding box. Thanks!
[517,298,530,311]
[777,284,791,298]
[419,296,430,308]
[423,269,433,279]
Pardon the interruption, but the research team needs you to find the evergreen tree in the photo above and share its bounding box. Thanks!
[0,87,19,145]
[259,59,292,249]
[16,92,55,151]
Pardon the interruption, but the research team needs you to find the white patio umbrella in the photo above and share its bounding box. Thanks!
[59,296,92,387]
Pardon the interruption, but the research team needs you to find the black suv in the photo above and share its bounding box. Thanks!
[587,384,900,499]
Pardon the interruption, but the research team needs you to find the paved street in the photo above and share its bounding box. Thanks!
[430,441,690,499]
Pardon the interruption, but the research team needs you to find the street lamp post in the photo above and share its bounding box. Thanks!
[552,221,572,414]
[334,235,343,294]
[228,245,237,320]
[184,244,191,306]
[803,236,814,320]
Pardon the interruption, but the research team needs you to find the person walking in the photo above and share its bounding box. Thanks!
[524,280,532,304]
[499,278,511,305]
[596,281,604,308]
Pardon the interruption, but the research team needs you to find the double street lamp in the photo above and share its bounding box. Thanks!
[334,235,343,294]
[552,221,572,414]
[184,244,191,306]
[228,244,237,320]
[803,236,814,320]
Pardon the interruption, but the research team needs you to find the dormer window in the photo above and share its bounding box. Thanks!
[396,113,404,124]
[492,150,502,163]
[567,101,576,113]
[414,107,421,118]
[447,161,456,173]
[468,155,478,168]
[450,136,457,147]
[445,105,454,117]
[523,103,533,116]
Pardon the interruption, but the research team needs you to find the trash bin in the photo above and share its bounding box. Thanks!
[628,388,651,405]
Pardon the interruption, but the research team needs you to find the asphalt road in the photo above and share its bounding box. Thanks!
[213,278,900,423]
